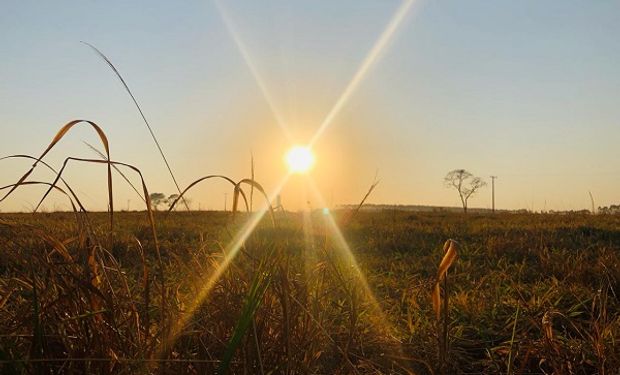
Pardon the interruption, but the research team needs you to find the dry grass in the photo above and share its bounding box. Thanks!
[1,209,619,374]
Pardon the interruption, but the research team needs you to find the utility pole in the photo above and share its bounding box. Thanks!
[490,176,497,213]
[224,193,228,212]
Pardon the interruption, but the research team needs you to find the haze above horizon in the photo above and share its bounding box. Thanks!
[1,0,619,212]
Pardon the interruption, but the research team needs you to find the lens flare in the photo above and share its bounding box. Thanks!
[309,0,415,147]
[214,0,293,142]
[157,175,291,360]
[305,178,401,339]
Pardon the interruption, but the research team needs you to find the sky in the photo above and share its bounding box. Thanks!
[1,0,619,212]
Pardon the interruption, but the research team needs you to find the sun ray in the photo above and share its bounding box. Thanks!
[214,0,294,141]
[305,177,402,341]
[158,174,292,357]
[165,0,417,366]
[301,187,318,288]
[309,0,415,147]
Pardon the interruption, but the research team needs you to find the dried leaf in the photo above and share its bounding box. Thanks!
[432,239,458,320]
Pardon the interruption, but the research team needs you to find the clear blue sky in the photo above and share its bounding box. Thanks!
[1,0,619,212]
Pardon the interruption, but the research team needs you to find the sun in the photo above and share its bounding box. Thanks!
[285,146,315,174]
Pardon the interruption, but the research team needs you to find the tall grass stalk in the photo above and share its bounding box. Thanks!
[218,248,276,374]
[82,42,189,211]
[507,305,520,374]
[432,239,458,374]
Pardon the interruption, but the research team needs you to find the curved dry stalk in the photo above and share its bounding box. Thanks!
[432,239,458,320]
[83,142,146,203]
[232,178,275,226]
[433,239,458,374]
[0,156,104,246]
[0,181,79,216]
[31,156,159,239]
[0,120,113,229]
[166,175,249,213]
[0,155,87,212]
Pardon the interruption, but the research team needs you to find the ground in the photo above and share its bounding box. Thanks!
[0,210,618,374]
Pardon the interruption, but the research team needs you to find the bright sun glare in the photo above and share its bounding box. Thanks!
[285,146,315,174]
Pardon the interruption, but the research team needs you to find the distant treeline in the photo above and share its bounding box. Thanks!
[337,204,502,213]
[338,203,620,214]
[599,204,620,214]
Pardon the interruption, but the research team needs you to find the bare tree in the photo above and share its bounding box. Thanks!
[444,169,486,213]
[149,192,166,211]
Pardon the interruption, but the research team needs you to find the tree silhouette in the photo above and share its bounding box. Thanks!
[149,192,166,211]
[444,169,486,213]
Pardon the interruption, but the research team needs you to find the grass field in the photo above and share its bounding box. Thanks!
[0,210,618,374]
